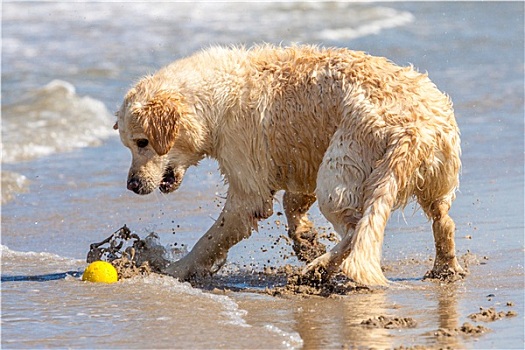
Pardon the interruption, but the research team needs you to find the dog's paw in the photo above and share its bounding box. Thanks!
[301,252,336,283]
[161,258,203,281]
[291,230,327,263]
[423,263,467,283]
[161,262,189,281]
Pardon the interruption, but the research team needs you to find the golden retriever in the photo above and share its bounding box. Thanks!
[115,45,465,286]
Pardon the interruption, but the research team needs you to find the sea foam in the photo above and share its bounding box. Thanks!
[1,80,115,164]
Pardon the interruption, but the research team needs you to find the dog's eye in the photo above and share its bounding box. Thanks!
[136,139,149,148]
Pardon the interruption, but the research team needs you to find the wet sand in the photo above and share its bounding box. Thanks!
[228,256,522,349]
[84,223,524,349]
[2,146,523,348]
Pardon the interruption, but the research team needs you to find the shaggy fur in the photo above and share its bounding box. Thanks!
[115,45,465,286]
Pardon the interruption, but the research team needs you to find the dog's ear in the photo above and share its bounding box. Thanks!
[135,91,185,156]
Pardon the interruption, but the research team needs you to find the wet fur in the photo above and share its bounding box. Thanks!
[116,45,465,286]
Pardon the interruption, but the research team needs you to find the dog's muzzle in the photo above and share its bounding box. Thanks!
[127,167,184,195]
[159,167,184,194]
[127,177,143,194]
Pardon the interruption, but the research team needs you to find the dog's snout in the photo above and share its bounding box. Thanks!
[127,178,141,193]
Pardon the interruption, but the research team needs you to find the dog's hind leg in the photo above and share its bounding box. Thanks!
[423,197,466,280]
[305,163,396,286]
[418,176,466,281]
[304,131,394,286]
[415,125,465,281]
[336,169,398,286]
[283,192,326,263]
[305,123,438,286]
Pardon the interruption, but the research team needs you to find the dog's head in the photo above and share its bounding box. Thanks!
[115,78,206,195]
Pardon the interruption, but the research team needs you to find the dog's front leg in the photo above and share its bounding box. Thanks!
[162,195,272,281]
[162,209,251,280]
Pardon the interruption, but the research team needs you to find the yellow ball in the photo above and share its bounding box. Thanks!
[82,261,118,283]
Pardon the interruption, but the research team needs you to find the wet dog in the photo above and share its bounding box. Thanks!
[115,45,465,286]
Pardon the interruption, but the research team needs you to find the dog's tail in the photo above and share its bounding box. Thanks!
[341,126,429,286]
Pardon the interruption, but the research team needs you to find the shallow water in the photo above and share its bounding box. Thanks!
[2,2,524,349]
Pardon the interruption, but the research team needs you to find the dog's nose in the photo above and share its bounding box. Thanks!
[127,178,141,193]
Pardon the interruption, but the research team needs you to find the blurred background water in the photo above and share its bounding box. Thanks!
[1,2,523,349]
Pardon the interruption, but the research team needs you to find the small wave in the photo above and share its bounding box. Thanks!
[0,244,82,262]
[125,274,252,328]
[264,324,304,349]
[1,80,115,164]
[0,245,85,276]
[318,7,414,41]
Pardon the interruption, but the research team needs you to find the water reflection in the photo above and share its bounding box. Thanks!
[287,281,468,349]
[292,291,393,349]
[432,282,464,349]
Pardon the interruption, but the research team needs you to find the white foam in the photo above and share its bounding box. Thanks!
[0,244,79,262]
[1,80,115,164]
[125,274,251,328]
[319,7,414,41]
[0,245,85,273]
[264,324,304,349]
